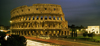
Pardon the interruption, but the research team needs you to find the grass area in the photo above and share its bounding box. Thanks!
[93,36,100,41]
[68,36,100,42]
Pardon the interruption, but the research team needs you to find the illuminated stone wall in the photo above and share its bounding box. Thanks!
[10,4,69,36]
[87,26,100,34]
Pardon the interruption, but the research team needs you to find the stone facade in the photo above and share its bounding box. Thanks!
[87,26,100,34]
[10,4,69,37]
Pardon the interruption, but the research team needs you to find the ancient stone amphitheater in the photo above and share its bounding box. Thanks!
[10,4,69,37]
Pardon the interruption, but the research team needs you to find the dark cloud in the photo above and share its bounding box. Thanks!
[0,0,100,27]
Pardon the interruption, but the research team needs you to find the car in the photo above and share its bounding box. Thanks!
[39,35,50,39]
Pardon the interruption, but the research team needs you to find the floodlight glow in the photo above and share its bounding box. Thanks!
[10,21,12,23]
[0,30,3,31]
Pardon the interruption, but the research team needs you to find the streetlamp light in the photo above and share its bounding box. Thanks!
[10,21,12,34]
[10,21,12,23]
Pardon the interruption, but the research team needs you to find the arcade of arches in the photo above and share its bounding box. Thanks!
[10,4,70,37]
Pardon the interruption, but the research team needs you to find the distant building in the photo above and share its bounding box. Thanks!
[0,25,10,32]
[0,25,5,31]
[87,26,100,34]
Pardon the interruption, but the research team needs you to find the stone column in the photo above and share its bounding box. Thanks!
[30,16,32,20]
[43,15,45,20]
[47,16,49,20]
[39,16,41,20]
[59,23,61,28]
[20,17,22,21]
[17,31,18,35]
[14,31,16,35]
[57,23,59,28]
[32,23,34,28]
[51,16,53,20]
[59,16,61,21]
[52,34,54,36]
[23,16,25,21]
[18,24,19,28]
[32,31,34,35]
[29,31,32,36]
[18,17,20,21]
[18,17,19,21]
[35,15,37,20]
[40,23,42,28]
[27,23,29,28]
[37,23,38,28]
[55,16,57,20]
[27,16,29,20]
[16,17,17,21]
[16,31,17,35]
[26,31,28,36]
[23,31,24,35]
[51,23,53,28]
[61,15,65,21]
[21,16,23,21]
[20,31,22,35]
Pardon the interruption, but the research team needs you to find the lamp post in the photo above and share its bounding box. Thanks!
[10,21,12,34]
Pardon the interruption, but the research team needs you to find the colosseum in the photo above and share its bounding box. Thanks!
[10,4,70,37]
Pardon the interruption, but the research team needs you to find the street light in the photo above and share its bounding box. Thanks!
[10,21,12,34]
[0,30,3,32]
[10,21,12,23]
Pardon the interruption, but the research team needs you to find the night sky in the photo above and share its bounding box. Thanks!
[0,0,100,27]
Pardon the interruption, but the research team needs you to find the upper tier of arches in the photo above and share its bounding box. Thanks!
[11,4,63,18]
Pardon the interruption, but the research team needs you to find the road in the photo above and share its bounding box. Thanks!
[27,39,61,46]
[25,36,100,46]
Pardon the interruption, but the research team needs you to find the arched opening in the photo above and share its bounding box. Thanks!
[62,31,63,35]
[37,16,39,20]
[45,16,47,20]
[29,17,31,20]
[49,24,50,27]
[54,8,55,11]
[41,16,43,20]
[45,31,48,35]
[45,8,47,10]
[36,31,39,35]
[49,16,51,20]
[32,31,34,35]
[53,24,55,27]
[19,31,20,35]
[28,9,30,11]
[67,31,69,35]
[33,16,34,20]
[61,17,62,20]
[57,17,59,20]
[46,32,48,35]
[27,31,29,35]
[21,31,23,35]
[36,8,38,10]
[25,17,27,20]
[65,31,66,35]
[24,31,26,35]
[53,16,55,20]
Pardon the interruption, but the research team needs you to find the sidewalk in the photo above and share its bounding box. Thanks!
[25,36,100,46]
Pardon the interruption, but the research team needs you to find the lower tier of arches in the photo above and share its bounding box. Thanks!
[11,29,70,37]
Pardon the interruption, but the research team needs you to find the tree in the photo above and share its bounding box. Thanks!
[83,31,88,37]
[0,31,6,36]
[88,32,95,39]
